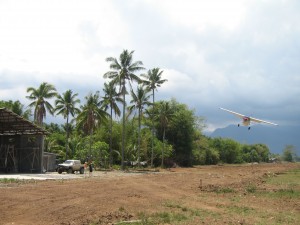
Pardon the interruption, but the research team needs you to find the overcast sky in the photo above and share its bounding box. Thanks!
[0,0,299,132]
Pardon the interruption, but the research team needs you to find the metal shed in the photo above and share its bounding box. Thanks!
[0,108,48,173]
[43,152,57,172]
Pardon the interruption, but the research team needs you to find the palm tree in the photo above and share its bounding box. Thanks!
[127,85,151,166]
[141,68,167,167]
[156,101,173,167]
[101,81,123,166]
[76,92,108,157]
[26,82,57,126]
[103,49,145,170]
[55,90,80,160]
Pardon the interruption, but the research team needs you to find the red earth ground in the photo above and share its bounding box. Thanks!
[0,163,299,225]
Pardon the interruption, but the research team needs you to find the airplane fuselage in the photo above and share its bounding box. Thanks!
[242,117,251,126]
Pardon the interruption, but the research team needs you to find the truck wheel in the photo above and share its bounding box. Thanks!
[80,167,84,174]
[58,168,63,174]
[67,168,73,174]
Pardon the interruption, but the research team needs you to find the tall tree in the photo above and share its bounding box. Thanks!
[55,90,80,160]
[26,82,57,125]
[103,49,145,170]
[0,100,31,119]
[128,85,151,165]
[282,145,296,162]
[167,100,201,166]
[141,68,167,167]
[76,92,108,157]
[101,81,123,166]
[156,101,173,167]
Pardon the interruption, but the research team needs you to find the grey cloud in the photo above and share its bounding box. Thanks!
[1,0,299,131]
[113,0,300,128]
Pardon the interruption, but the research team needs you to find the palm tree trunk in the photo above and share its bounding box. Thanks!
[121,86,126,170]
[109,105,113,167]
[65,115,69,160]
[151,89,155,167]
[161,127,165,168]
[138,108,141,166]
[89,128,93,157]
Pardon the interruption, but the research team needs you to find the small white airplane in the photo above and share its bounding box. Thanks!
[220,107,278,130]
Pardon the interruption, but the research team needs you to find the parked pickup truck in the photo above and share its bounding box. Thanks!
[57,160,85,174]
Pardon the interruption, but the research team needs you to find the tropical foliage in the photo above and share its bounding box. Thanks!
[76,91,108,156]
[128,85,151,165]
[1,50,297,168]
[55,89,80,159]
[103,49,145,169]
[282,145,297,162]
[141,68,167,166]
[101,81,123,166]
[0,100,31,119]
[26,82,57,125]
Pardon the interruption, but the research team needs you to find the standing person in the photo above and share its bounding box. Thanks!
[84,162,88,178]
[88,160,93,177]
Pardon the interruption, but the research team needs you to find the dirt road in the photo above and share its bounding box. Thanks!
[0,163,299,225]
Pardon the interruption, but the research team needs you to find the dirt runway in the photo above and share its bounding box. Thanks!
[0,163,299,225]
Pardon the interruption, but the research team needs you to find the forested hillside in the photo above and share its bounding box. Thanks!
[210,125,300,155]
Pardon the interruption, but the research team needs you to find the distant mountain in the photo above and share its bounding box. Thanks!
[209,125,300,155]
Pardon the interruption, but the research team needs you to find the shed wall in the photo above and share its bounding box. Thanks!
[0,135,44,173]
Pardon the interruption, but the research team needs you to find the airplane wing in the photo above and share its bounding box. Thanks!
[219,107,245,119]
[249,116,278,126]
[220,107,278,126]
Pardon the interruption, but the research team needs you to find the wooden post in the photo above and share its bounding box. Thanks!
[199,179,202,190]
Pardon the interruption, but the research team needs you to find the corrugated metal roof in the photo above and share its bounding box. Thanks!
[0,108,48,135]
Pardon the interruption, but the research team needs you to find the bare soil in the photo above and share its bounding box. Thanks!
[0,163,299,225]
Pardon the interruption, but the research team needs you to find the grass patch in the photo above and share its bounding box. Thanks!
[0,178,35,184]
[163,201,194,216]
[162,200,221,222]
[119,206,126,212]
[266,188,300,199]
[155,211,187,223]
[227,205,255,215]
[135,209,222,225]
[266,168,300,187]
[273,211,299,224]
[207,185,236,194]
[246,183,257,193]
[133,211,188,225]
[216,187,235,194]
[245,208,300,225]
[0,178,19,183]
[230,196,241,203]
[263,168,300,199]
[163,200,183,209]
